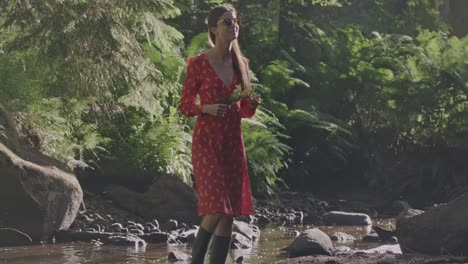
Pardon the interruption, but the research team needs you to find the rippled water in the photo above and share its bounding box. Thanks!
[0,223,389,264]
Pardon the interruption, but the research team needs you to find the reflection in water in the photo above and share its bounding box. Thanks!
[0,224,386,264]
[126,245,147,261]
[231,240,259,264]
[61,245,84,264]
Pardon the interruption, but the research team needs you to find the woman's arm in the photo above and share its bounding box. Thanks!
[239,96,259,118]
[179,56,228,117]
[179,57,203,117]
[238,58,260,118]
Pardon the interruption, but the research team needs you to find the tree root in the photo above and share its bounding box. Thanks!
[0,228,32,242]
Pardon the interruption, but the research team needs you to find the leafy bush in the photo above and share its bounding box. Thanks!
[0,52,109,169]
[314,26,468,199]
[23,98,109,169]
[0,52,45,109]
[98,106,193,185]
[243,108,290,196]
[130,107,193,185]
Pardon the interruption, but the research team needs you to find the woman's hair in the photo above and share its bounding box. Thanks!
[206,4,251,91]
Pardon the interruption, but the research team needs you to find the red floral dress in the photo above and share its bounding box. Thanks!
[179,53,257,217]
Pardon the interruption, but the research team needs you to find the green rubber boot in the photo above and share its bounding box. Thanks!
[191,226,213,264]
[209,235,231,264]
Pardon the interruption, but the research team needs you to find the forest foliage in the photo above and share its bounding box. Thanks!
[0,0,466,201]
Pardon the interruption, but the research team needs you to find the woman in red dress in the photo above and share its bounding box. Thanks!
[179,4,260,264]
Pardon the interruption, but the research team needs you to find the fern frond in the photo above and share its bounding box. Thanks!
[187,33,210,57]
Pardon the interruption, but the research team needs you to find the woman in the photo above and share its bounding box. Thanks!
[179,4,260,264]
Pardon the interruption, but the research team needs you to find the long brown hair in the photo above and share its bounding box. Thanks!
[206,4,251,91]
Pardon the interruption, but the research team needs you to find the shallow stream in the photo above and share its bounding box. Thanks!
[0,222,393,264]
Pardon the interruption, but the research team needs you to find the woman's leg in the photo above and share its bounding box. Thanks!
[210,215,234,264]
[201,213,224,232]
[213,215,234,237]
[191,213,223,264]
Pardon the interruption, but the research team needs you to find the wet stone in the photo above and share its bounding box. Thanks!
[178,229,197,243]
[111,223,123,231]
[280,214,296,225]
[330,232,356,242]
[287,228,334,257]
[82,214,94,223]
[322,211,372,226]
[145,223,157,231]
[168,251,191,261]
[92,224,102,232]
[178,222,188,230]
[127,221,137,227]
[362,232,380,242]
[257,215,272,225]
[231,232,252,249]
[334,246,353,256]
[284,230,301,238]
[237,215,255,224]
[94,213,105,221]
[165,219,178,231]
[105,234,146,247]
[141,232,169,243]
[233,221,255,241]
[152,220,160,229]
[294,212,304,224]
[129,229,144,235]
[388,236,398,244]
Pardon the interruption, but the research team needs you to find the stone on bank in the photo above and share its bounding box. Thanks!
[322,211,372,226]
[287,228,334,257]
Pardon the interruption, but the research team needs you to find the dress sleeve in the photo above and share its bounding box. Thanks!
[239,97,257,118]
[179,57,202,117]
[238,58,258,118]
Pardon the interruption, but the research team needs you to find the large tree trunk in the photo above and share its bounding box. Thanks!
[0,108,83,245]
[448,0,468,37]
[278,0,290,51]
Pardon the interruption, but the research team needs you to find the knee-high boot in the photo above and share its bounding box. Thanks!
[209,235,231,264]
[191,226,213,264]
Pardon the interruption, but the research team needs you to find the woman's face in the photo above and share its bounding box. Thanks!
[213,11,239,44]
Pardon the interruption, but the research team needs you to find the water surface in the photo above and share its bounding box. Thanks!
[0,223,390,264]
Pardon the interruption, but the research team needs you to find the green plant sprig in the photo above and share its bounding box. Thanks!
[227,84,260,105]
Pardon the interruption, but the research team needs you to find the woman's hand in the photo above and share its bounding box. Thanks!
[201,104,228,117]
[249,97,261,109]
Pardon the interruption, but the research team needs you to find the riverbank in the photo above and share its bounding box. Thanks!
[70,188,396,234]
[2,188,453,264]
[62,189,402,261]
[271,254,468,264]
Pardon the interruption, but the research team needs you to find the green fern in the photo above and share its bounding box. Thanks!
[24,98,110,170]
[243,108,291,196]
[260,60,310,98]
[108,106,193,185]
[1,0,184,107]
[187,33,210,57]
